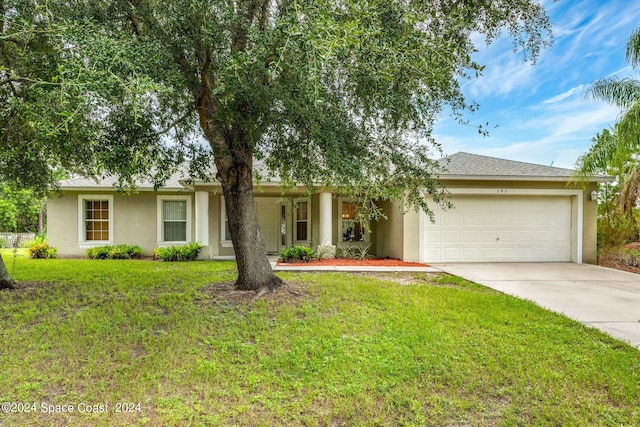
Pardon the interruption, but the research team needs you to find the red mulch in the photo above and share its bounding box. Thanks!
[277,258,430,267]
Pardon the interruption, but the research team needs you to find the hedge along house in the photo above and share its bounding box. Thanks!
[47,152,610,264]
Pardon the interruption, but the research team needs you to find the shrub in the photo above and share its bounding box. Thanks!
[86,244,144,260]
[23,234,46,248]
[28,242,57,259]
[108,244,144,260]
[279,245,315,263]
[621,248,640,267]
[597,202,639,252]
[335,244,371,260]
[154,242,203,262]
[86,246,111,259]
[0,237,7,249]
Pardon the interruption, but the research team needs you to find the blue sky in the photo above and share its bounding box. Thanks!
[433,0,640,169]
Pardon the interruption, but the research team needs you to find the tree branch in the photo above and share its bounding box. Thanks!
[0,37,26,47]
[197,46,212,132]
[0,75,20,97]
[0,75,28,88]
[232,0,260,53]
[154,112,193,137]
[259,0,270,32]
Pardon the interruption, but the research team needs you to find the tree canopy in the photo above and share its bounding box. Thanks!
[0,184,44,232]
[1,0,553,290]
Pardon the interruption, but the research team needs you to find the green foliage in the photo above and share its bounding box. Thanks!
[23,234,47,248]
[85,246,110,260]
[2,1,553,286]
[621,248,640,267]
[279,245,316,263]
[575,27,640,216]
[0,237,7,249]
[598,216,638,250]
[335,244,371,260]
[598,210,638,250]
[0,185,45,232]
[596,183,639,251]
[0,1,554,204]
[0,199,18,231]
[153,242,203,262]
[314,244,334,259]
[86,244,144,260]
[27,242,57,259]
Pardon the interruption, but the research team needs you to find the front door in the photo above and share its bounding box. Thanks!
[255,198,280,253]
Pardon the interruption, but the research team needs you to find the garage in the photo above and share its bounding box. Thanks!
[421,194,574,263]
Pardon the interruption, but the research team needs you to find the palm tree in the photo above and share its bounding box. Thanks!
[576,26,640,214]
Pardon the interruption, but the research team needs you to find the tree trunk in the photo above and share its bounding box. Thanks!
[218,161,284,291]
[196,42,282,292]
[0,254,15,290]
[37,205,45,234]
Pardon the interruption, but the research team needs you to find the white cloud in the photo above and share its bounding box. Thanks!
[433,0,640,170]
[434,94,621,169]
[464,56,537,98]
[542,84,587,104]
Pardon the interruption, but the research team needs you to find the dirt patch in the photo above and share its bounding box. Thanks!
[352,271,440,285]
[197,281,309,306]
[622,241,640,251]
[598,249,640,275]
[1,281,51,294]
[277,257,429,267]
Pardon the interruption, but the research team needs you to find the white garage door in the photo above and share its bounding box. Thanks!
[422,195,572,263]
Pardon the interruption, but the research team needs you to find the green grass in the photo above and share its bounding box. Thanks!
[0,257,639,426]
[1,248,29,257]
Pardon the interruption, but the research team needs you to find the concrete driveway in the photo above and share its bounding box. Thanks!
[432,263,640,348]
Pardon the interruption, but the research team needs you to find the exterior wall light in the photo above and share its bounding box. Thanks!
[590,190,598,201]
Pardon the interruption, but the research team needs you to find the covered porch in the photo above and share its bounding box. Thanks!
[190,185,408,260]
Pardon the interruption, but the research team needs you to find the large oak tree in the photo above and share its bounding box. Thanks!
[1,0,552,290]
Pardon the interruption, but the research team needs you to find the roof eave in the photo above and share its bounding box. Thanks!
[437,174,614,183]
[58,186,188,192]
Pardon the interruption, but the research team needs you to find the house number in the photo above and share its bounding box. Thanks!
[497,189,508,194]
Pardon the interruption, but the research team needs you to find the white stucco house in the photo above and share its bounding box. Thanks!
[47,152,609,264]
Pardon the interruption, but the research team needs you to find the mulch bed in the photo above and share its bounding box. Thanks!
[277,257,430,267]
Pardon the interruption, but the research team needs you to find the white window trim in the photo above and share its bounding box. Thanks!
[77,194,114,249]
[220,198,233,247]
[157,195,192,246]
[337,197,370,244]
[293,198,311,245]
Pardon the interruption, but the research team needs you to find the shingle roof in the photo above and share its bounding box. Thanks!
[436,152,610,182]
[57,152,611,189]
[59,172,188,190]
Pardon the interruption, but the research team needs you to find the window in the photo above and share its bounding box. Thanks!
[224,215,232,241]
[220,198,233,247]
[85,200,110,241]
[281,205,287,246]
[157,196,192,244]
[341,201,364,242]
[163,200,187,241]
[77,195,113,246]
[295,201,309,242]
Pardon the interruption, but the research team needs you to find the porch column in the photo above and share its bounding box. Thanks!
[317,192,335,257]
[195,191,209,246]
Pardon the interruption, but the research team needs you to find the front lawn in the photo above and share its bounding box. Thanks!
[0,257,638,426]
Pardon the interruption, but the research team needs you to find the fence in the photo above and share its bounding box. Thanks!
[0,233,36,248]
